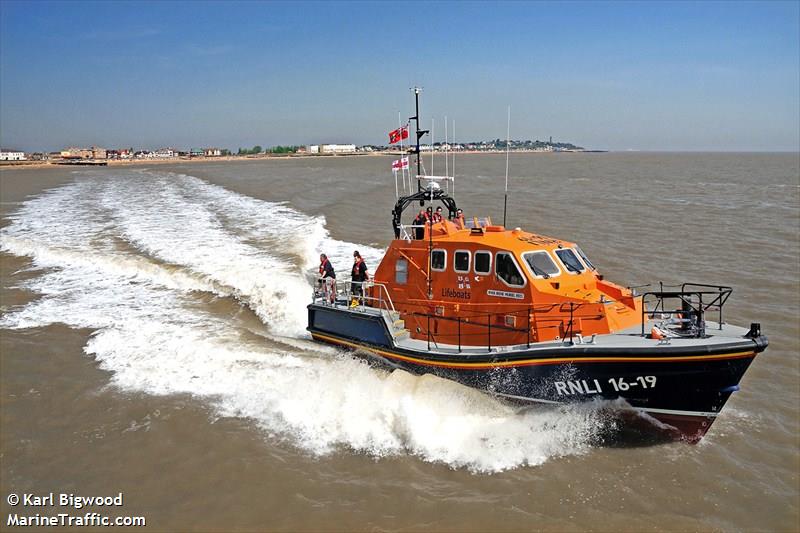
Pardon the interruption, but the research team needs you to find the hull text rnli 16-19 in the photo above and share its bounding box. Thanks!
[307,88,768,443]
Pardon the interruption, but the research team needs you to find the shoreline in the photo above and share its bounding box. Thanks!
[0,149,611,171]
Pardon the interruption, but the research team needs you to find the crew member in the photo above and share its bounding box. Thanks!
[350,250,369,307]
[318,253,336,304]
[433,206,444,223]
[455,208,465,229]
[412,209,426,240]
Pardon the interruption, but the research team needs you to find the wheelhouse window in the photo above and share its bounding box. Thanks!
[555,248,585,274]
[454,251,470,273]
[431,250,446,271]
[495,252,525,287]
[522,251,560,279]
[474,251,491,275]
[395,259,408,284]
[574,245,595,271]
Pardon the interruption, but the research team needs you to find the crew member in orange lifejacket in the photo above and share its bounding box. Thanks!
[454,208,465,229]
[432,206,444,223]
[318,253,336,304]
[350,250,369,307]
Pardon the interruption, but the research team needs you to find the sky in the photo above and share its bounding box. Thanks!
[1,0,798,152]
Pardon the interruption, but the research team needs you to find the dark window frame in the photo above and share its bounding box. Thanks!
[474,251,492,275]
[555,248,585,274]
[431,249,446,272]
[454,250,471,273]
[495,252,526,288]
[522,251,561,279]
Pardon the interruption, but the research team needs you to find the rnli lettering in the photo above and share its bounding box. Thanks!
[554,379,603,396]
[487,289,524,300]
[554,376,658,396]
[441,287,471,300]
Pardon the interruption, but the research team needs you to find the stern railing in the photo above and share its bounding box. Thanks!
[312,278,396,313]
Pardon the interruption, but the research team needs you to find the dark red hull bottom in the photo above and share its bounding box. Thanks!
[617,410,714,444]
[647,412,714,444]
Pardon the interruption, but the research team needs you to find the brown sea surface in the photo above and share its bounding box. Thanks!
[1,152,798,531]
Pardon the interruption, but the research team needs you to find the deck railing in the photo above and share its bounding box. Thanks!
[404,301,599,352]
[640,282,732,338]
[312,278,396,313]
[313,277,733,349]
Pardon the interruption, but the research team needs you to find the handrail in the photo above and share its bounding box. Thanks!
[402,301,596,351]
[640,283,733,337]
[311,278,397,313]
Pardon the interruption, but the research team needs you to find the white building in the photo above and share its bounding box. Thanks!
[320,144,356,154]
[307,145,320,154]
[0,149,26,161]
[204,148,221,157]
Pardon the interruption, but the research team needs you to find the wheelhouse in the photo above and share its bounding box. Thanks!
[373,194,642,347]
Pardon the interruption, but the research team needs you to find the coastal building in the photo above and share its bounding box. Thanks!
[155,148,175,158]
[61,147,91,159]
[60,146,106,159]
[189,148,204,157]
[204,148,221,157]
[320,144,356,154]
[307,145,320,154]
[107,149,132,159]
[0,149,26,161]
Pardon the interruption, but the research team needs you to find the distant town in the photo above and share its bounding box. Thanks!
[0,138,593,165]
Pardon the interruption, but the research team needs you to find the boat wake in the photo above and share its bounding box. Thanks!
[1,170,616,472]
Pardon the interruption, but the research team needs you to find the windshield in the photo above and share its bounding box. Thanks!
[522,251,560,278]
[574,245,595,271]
[555,248,585,274]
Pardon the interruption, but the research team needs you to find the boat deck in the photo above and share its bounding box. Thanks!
[314,300,754,356]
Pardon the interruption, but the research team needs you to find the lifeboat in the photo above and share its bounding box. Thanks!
[307,89,768,443]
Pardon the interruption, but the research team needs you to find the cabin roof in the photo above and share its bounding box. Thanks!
[414,221,577,252]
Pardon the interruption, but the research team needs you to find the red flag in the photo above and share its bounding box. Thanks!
[389,126,409,144]
[391,157,409,171]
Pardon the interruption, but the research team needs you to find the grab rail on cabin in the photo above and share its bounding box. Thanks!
[403,301,597,352]
[640,282,732,338]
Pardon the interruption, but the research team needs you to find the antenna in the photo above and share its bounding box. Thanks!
[503,105,510,228]
[452,119,456,199]
[444,115,448,194]
[430,118,434,178]
[411,87,429,192]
